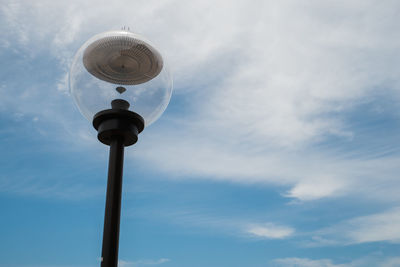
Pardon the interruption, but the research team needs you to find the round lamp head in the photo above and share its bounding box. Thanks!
[69,30,173,126]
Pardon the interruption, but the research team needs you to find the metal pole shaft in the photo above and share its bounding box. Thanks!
[101,137,125,267]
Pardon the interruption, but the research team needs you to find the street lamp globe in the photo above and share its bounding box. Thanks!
[69,30,173,127]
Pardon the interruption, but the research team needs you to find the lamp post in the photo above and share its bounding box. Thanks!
[69,30,173,267]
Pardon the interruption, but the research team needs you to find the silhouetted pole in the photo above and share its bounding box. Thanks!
[93,99,144,267]
[101,137,124,267]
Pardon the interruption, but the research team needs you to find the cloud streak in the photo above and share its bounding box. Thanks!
[306,207,400,246]
[119,258,170,267]
[131,208,295,241]
[273,256,400,267]
[246,223,294,239]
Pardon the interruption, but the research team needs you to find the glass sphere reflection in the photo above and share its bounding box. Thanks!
[69,30,173,126]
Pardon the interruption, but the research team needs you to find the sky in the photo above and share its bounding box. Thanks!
[1,0,400,266]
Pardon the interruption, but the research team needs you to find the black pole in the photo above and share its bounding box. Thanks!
[93,99,145,267]
[101,137,125,267]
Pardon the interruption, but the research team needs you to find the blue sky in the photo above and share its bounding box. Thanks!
[1,0,400,266]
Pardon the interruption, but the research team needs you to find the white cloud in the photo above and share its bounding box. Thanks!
[273,257,345,267]
[381,257,400,267]
[119,258,170,267]
[284,176,346,201]
[308,207,400,246]
[136,128,400,202]
[128,0,400,202]
[0,173,103,200]
[246,223,294,239]
[132,208,295,240]
[347,208,400,244]
[273,256,400,267]
[200,0,400,146]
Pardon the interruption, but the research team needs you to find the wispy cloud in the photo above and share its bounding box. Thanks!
[307,207,400,246]
[136,128,400,202]
[119,258,170,267]
[273,256,400,267]
[0,174,103,200]
[0,264,93,267]
[246,223,294,239]
[273,257,346,267]
[131,208,295,240]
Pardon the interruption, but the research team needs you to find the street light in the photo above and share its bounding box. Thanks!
[69,30,173,267]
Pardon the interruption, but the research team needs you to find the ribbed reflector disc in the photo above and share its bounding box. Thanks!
[83,35,163,85]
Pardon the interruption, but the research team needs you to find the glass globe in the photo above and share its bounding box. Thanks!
[69,30,173,126]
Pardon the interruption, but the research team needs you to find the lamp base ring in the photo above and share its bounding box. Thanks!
[93,109,145,146]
